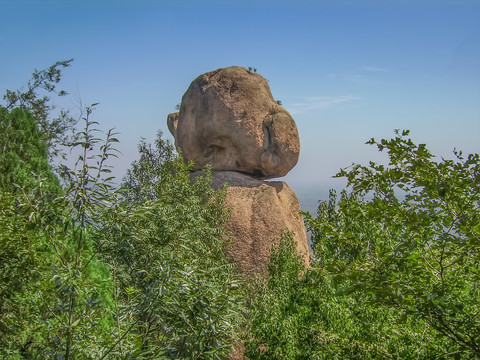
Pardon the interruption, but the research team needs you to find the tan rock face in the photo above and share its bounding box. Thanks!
[203,171,310,276]
[168,66,300,179]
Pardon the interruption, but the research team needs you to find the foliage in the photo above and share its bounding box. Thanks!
[98,132,244,358]
[245,232,449,359]
[1,65,114,358]
[305,130,480,358]
[0,105,119,359]
[10,61,479,360]
[2,59,77,159]
[246,131,479,359]
[1,105,243,358]
[0,191,50,353]
[122,131,176,203]
[1,62,245,359]
[0,107,60,195]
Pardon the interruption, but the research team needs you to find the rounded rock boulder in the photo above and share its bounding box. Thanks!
[168,66,300,179]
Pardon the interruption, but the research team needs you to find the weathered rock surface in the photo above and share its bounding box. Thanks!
[196,171,310,276]
[168,66,300,179]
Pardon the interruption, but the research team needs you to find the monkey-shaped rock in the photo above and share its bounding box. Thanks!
[168,66,300,179]
[168,66,309,278]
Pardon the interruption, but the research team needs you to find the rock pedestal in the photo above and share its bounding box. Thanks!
[206,171,309,276]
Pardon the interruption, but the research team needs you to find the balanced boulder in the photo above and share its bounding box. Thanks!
[168,66,300,179]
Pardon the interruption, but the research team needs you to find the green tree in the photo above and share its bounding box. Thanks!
[98,132,244,359]
[122,131,175,203]
[2,59,77,159]
[0,105,119,359]
[0,107,60,194]
[0,105,62,356]
[306,130,480,357]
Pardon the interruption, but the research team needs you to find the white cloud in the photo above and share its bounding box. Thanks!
[286,95,361,115]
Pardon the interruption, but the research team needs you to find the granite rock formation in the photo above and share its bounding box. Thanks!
[169,66,309,277]
[168,66,300,179]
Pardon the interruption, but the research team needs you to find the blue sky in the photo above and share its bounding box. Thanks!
[1,0,479,207]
